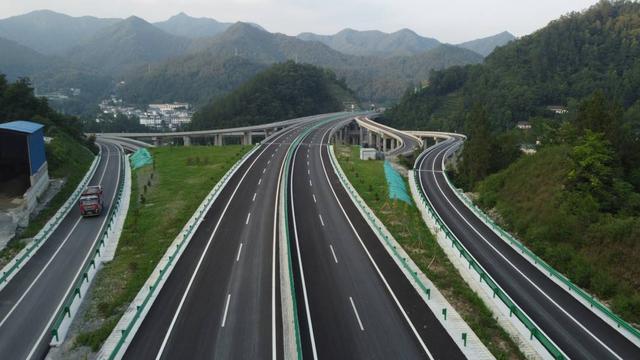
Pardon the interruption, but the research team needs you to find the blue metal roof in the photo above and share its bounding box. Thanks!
[0,120,44,134]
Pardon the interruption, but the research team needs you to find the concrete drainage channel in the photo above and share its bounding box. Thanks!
[49,148,130,346]
[0,149,102,291]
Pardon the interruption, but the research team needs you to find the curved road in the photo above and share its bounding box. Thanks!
[0,141,124,360]
[288,120,464,359]
[416,138,640,359]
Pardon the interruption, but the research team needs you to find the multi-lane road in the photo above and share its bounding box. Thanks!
[122,115,342,359]
[288,120,463,359]
[416,137,640,359]
[0,141,123,360]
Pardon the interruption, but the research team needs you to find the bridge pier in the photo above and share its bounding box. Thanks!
[214,134,223,146]
[152,137,161,146]
[242,131,252,145]
[183,136,191,146]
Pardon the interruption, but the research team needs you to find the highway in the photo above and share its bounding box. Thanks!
[288,120,464,359]
[416,138,640,359]
[359,116,422,157]
[121,114,344,359]
[0,141,124,360]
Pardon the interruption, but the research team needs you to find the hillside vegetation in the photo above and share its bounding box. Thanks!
[0,75,94,261]
[191,62,354,129]
[385,1,640,325]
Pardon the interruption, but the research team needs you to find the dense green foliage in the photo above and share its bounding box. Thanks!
[190,62,354,129]
[388,1,640,325]
[0,75,95,152]
[386,0,640,131]
[0,74,94,262]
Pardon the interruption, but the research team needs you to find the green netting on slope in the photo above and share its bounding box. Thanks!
[384,160,412,205]
[130,148,153,169]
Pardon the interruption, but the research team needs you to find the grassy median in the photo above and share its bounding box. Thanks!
[335,145,524,359]
[73,145,251,352]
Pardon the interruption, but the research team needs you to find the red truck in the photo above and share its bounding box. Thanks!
[79,185,104,217]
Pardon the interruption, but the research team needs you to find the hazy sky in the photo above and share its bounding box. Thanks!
[1,0,599,43]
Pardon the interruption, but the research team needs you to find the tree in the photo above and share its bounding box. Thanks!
[456,105,492,188]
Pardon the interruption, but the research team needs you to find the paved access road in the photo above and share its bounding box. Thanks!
[417,138,640,359]
[0,141,124,360]
[122,114,347,359]
[288,120,464,359]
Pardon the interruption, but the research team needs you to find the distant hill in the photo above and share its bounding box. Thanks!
[119,55,266,106]
[191,61,354,129]
[122,23,482,105]
[457,31,516,56]
[0,36,53,80]
[153,12,232,38]
[297,28,441,57]
[0,10,119,55]
[386,1,640,131]
[67,16,192,75]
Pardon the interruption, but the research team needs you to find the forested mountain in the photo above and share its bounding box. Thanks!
[456,31,515,56]
[0,37,53,80]
[153,12,232,38]
[119,55,266,106]
[121,23,482,105]
[386,1,640,323]
[297,28,441,57]
[0,10,118,55]
[67,16,192,75]
[191,62,354,129]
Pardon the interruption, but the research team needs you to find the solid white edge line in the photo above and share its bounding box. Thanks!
[253,193,257,202]
[246,212,251,225]
[290,134,319,360]
[312,194,316,203]
[154,128,295,360]
[96,143,111,184]
[319,126,434,359]
[349,296,364,331]
[318,214,324,227]
[25,142,121,360]
[221,294,231,327]
[0,217,82,329]
[428,144,622,359]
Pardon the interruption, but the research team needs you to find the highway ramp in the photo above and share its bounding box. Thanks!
[416,138,640,359]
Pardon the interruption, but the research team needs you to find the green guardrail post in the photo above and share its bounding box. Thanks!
[442,308,447,320]
[462,332,467,347]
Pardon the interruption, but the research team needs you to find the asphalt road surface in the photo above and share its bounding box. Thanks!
[0,141,123,360]
[288,120,464,360]
[416,138,640,359]
[122,114,343,360]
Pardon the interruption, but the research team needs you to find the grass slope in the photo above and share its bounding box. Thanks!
[73,145,250,351]
[335,145,523,359]
[477,145,640,325]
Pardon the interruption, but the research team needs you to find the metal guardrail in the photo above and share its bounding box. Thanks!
[281,114,352,359]
[411,162,566,359]
[0,150,101,287]
[51,151,126,342]
[104,144,260,359]
[441,165,640,341]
